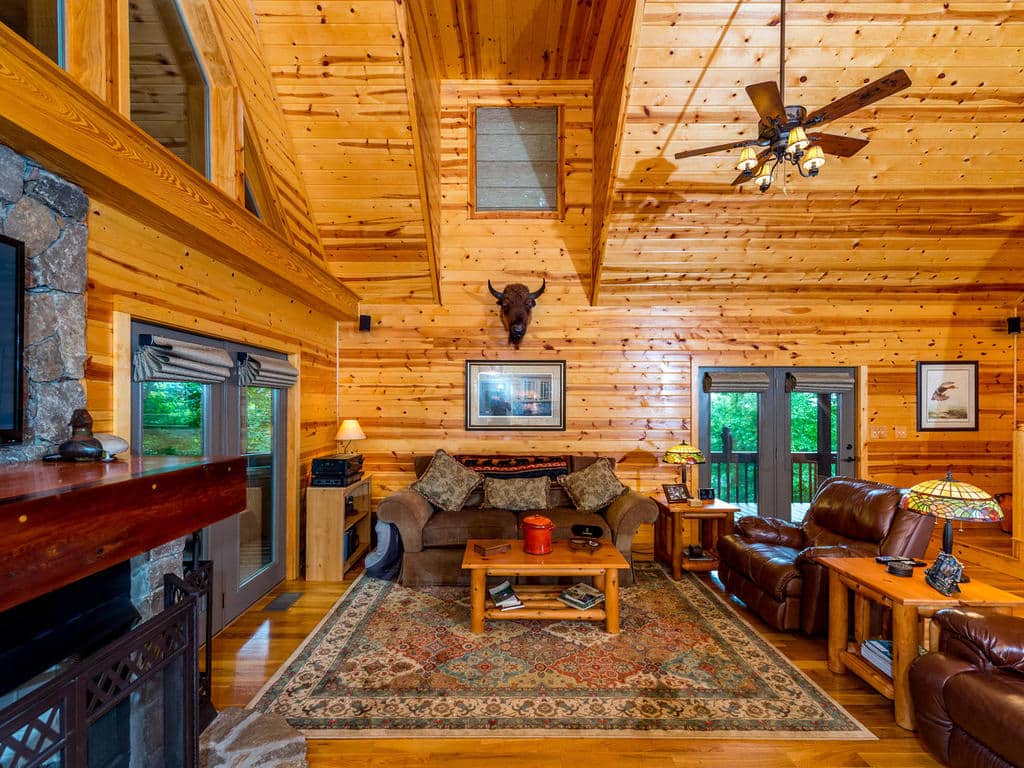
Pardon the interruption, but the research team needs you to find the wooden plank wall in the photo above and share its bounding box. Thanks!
[339,82,1018,544]
[209,0,325,259]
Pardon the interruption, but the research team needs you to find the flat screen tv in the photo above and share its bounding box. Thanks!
[0,234,25,444]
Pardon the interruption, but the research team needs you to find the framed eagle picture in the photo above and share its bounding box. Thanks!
[916,361,978,432]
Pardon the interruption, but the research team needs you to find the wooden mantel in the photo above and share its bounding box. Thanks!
[0,456,246,613]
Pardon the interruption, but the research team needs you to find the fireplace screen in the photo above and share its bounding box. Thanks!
[0,591,198,768]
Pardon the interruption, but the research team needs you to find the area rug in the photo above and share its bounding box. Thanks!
[248,564,874,739]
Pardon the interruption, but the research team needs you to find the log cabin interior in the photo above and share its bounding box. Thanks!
[1,0,1023,766]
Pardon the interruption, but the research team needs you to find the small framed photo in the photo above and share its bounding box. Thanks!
[916,361,978,432]
[465,360,565,431]
[662,484,690,503]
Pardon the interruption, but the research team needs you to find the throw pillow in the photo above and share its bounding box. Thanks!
[483,476,550,511]
[411,449,483,512]
[456,455,570,479]
[558,458,627,512]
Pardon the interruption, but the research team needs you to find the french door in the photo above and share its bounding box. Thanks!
[698,367,856,522]
[131,322,287,633]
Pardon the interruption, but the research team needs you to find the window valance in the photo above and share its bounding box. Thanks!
[132,334,233,383]
[237,352,298,389]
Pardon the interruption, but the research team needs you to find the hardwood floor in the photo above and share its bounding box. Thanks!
[211,549,1024,768]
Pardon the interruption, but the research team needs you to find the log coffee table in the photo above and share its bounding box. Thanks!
[461,539,629,634]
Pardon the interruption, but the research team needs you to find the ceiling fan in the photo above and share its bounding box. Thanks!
[673,0,911,191]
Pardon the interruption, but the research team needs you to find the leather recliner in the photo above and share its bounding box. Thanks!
[717,476,934,635]
[909,608,1024,768]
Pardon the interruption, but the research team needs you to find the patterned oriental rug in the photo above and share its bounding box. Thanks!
[249,564,874,739]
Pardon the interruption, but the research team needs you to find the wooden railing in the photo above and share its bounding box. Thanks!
[709,451,837,505]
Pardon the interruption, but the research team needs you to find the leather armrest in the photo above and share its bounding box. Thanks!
[735,516,805,548]
[603,490,659,554]
[376,489,434,553]
[908,651,978,764]
[935,608,1024,672]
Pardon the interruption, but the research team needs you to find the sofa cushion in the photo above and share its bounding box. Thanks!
[410,449,483,512]
[558,458,627,512]
[718,535,803,601]
[519,507,610,541]
[421,507,519,547]
[483,476,549,510]
[804,477,901,544]
[457,455,570,479]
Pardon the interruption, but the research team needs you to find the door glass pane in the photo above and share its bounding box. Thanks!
[140,381,205,455]
[790,392,839,523]
[239,386,275,585]
[0,2,62,64]
[708,391,759,515]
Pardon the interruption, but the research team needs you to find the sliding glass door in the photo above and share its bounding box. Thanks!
[132,322,287,632]
[699,367,855,522]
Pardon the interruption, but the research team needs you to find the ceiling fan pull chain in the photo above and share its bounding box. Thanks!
[779,0,786,107]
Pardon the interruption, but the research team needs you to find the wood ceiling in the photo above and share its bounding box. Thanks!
[248,0,1024,307]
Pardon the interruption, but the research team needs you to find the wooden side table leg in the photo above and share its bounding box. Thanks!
[892,604,919,730]
[671,509,683,580]
[605,568,620,634]
[853,594,871,644]
[470,569,486,634]
[827,569,849,674]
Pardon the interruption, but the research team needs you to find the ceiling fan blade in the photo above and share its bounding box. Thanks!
[674,139,760,160]
[803,70,912,127]
[731,149,772,185]
[745,81,785,122]
[808,133,870,157]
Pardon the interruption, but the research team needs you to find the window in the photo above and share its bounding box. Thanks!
[473,107,561,215]
[0,1,63,64]
[128,0,208,175]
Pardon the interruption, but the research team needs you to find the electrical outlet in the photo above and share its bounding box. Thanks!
[894,426,908,439]
[870,426,889,439]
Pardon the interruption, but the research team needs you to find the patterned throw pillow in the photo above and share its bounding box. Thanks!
[456,455,570,479]
[557,458,627,512]
[483,476,550,511]
[411,450,483,512]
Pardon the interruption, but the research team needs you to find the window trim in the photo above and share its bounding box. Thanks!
[468,104,565,220]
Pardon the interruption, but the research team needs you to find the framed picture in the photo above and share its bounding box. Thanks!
[916,361,978,432]
[465,360,565,431]
[662,484,690,503]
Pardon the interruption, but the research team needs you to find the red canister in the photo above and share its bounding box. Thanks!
[522,514,555,555]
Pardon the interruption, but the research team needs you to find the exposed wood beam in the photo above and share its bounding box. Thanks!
[0,24,358,320]
[395,0,442,304]
[590,0,643,306]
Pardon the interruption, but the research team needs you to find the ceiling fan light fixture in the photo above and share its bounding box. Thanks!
[736,147,759,173]
[754,162,774,191]
[786,126,810,156]
[801,145,826,174]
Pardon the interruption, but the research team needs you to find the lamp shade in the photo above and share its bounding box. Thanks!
[901,471,1003,522]
[736,147,758,172]
[801,145,825,173]
[786,126,810,154]
[664,443,706,466]
[334,419,366,443]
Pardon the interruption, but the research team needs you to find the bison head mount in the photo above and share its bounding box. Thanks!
[488,279,546,349]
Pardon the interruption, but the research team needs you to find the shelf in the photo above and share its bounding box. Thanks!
[344,541,370,572]
[343,506,370,532]
[840,648,895,700]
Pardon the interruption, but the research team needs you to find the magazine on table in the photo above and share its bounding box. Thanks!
[488,580,524,610]
[558,582,605,610]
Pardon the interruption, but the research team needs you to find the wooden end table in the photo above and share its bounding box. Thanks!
[461,539,629,634]
[820,556,1024,730]
[652,496,738,579]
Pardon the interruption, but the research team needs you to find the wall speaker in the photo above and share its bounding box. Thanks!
[1008,317,1021,335]
[359,314,371,332]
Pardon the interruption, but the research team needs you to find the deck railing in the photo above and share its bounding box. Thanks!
[709,451,837,505]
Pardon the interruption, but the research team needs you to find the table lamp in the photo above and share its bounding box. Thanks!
[901,471,1002,593]
[663,442,706,499]
[335,419,366,456]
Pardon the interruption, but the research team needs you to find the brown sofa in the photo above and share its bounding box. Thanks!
[909,608,1024,768]
[717,476,934,634]
[377,455,658,587]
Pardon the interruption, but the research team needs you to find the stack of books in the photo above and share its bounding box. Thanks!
[487,580,524,611]
[860,639,893,677]
[558,583,605,611]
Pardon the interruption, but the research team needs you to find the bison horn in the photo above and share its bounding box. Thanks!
[529,279,546,300]
[487,280,504,301]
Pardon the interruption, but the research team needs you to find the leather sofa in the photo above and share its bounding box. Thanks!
[377,455,658,587]
[909,608,1024,768]
[717,476,934,634]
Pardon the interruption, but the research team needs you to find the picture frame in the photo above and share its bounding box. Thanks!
[465,360,565,431]
[916,361,978,432]
[662,483,690,503]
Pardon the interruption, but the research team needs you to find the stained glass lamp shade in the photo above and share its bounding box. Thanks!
[664,443,706,486]
[902,471,1003,555]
